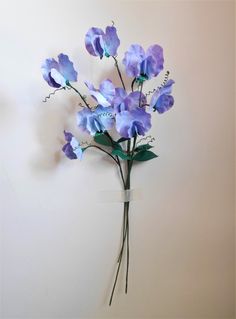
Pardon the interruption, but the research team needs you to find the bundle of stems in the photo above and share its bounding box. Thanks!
[64,56,143,305]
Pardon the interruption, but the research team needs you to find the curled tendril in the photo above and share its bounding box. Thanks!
[43,86,91,109]
[136,135,155,145]
[158,70,170,89]
[42,87,67,102]
[145,88,156,98]
[145,71,170,97]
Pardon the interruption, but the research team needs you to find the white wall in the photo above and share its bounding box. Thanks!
[0,0,235,318]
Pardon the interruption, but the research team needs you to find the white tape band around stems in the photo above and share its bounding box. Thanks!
[97,188,143,203]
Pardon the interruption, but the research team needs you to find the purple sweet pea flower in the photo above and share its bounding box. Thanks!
[123,44,164,81]
[62,131,83,160]
[85,26,120,58]
[41,53,77,88]
[116,108,151,138]
[77,105,114,136]
[150,79,175,113]
[85,79,115,107]
[113,88,147,113]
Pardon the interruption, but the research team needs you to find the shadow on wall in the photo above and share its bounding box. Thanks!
[0,93,14,129]
[31,92,80,171]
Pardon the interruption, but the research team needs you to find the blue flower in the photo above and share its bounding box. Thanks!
[113,88,147,113]
[150,79,175,113]
[62,131,83,160]
[85,79,115,107]
[85,26,120,58]
[123,44,164,81]
[77,105,115,136]
[41,53,78,88]
[116,108,151,138]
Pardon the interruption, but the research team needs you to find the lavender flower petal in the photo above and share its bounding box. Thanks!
[113,90,146,113]
[85,26,120,58]
[42,54,77,88]
[116,108,151,138]
[123,44,164,80]
[96,105,115,131]
[62,131,83,160]
[155,95,174,113]
[85,27,105,57]
[99,79,115,103]
[146,44,164,77]
[41,58,61,88]
[58,53,78,82]
[85,81,110,107]
[127,91,147,109]
[64,131,74,142]
[123,44,145,77]
[77,105,114,136]
[113,88,128,113]
[103,26,120,57]
[50,68,67,87]
[85,80,115,107]
[150,79,175,113]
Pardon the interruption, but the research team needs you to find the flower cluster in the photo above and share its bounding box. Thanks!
[41,23,175,305]
[41,24,175,161]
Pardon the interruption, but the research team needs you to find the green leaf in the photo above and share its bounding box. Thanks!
[116,137,130,143]
[135,144,153,152]
[94,133,112,146]
[133,150,158,161]
[113,142,123,151]
[112,149,131,160]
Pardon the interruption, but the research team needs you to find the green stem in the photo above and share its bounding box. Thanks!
[125,201,130,293]
[112,56,126,90]
[83,145,118,164]
[124,136,137,293]
[117,204,127,263]
[109,75,142,303]
[104,131,126,188]
[139,81,143,107]
[117,161,125,189]
[109,213,126,306]
[109,140,131,306]
[67,82,91,108]
[109,135,137,304]
[131,78,136,92]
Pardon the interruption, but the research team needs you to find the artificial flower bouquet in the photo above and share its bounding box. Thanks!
[41,23,174,305]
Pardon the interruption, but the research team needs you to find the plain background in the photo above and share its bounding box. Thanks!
[0,0,235,318]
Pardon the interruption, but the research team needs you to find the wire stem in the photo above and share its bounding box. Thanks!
[109,207,127,306]
[139,81,143,107]
[125,201,130,293]
[83,145,118,163]
[109,76,142,303]
[117,203,127,263]
[131,78,136,92]
[112,56,126,90]
[67,83,91,108]
[104,131,126,188]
